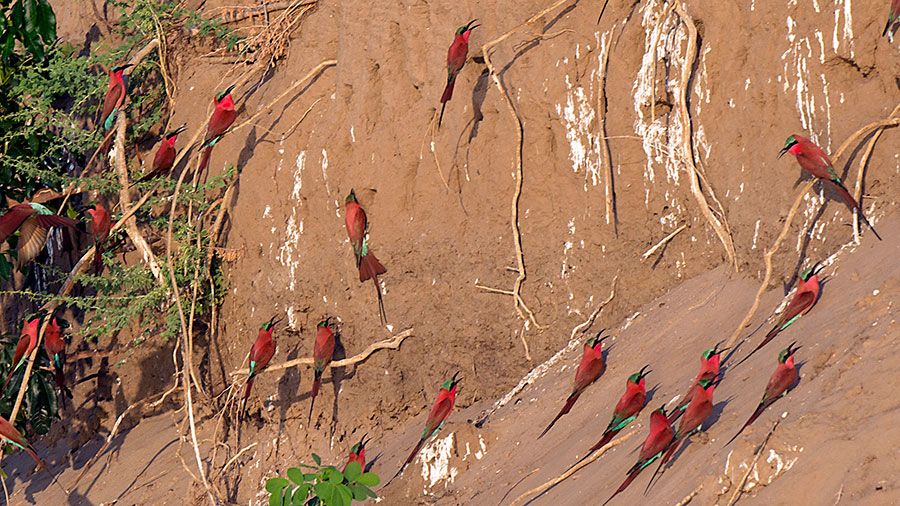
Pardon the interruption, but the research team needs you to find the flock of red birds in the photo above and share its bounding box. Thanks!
[0,2,897,501]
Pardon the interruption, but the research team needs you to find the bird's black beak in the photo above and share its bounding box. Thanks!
[639,364,652,378]
[451,371,463,388]
[269,315,283,328]
[811,261,825,277]
[777,146,790,159]
[786,341,800,356]
[173,124,188,136]
[223,84,236,97]
[466,19,481,31]
[359,433,370,448]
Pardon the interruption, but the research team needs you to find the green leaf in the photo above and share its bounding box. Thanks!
[335,484,352,506]
[291,483,311,505]
[346,484,370,501]
[356,472,380,487]
[342,461,361,483]
[311,453,321,466]
[313,482,337,506]
[287,467,304,485]
[266,477,290,494]
[326,468,343,484]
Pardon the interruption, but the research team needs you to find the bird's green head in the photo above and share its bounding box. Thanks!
[260,315,281,331]
[800,261,823,282]
[345,189,358,204]
[778,341,800,363]
[456,19,480,36]
[627,364,651,384]
[165,124,188,140]
[111,63,134,75]
[215,85,236,103]
[586,332,607,349]
[653,404,667,416]
[317,317,333,329]
[351,434,370,453]
[701,347,717,360]
[778,135,799,159]
[441,371,462,391]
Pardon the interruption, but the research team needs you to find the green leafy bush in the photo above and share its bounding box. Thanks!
[266,454,380,506]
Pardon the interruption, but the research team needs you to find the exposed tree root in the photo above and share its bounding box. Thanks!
[672,3,737,271]
[675,484,703,506]
[724,420,779,506]
[596,28,617,235]
[851,103,900,242]
[641,224,687,262]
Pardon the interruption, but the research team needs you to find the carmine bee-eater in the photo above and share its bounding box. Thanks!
[0,203,78,267]
[96,64,133,154]
[602,406,674,505]
[344,190,388,324]
[736,264,822,367]
[539,333,609,439]
[342,433,370,473]
[778,135,881,240]
[2,317,41,392]
[727,343,800,446]
[572,365,650,468]
[87,203,112,274]
[0,415,68,492]
[884,0,900,36]
[669,345,722,424]
[43,317,70,404]
[198,85,237,173]
[386,372,462,486]
[646,377,718,493]
[243,316,280,403]
[438,20,479,127]
[308,318,336,426]
[132,125,187,186]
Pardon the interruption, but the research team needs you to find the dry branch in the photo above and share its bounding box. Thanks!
[508,427,638,506]
[478,0,575,332]
[232,328,413,376]
[675,484,703,506]
[641,224,687,262]
[672,3,737,271]
[725,419,779,506]
[851,103,900,242]
[596,28,617,234]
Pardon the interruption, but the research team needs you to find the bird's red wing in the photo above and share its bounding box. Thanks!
[763,367,794,401]
[101,84,124,124]
[16,216,48,267]
[36,214,78,230]
[0,205,34,243]
[777,290,817,326]
[425,395,454,435]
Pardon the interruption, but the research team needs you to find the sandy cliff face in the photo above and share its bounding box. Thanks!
[25,0,900,504]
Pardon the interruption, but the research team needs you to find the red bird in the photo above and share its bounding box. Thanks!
[884,0,900,36]
[96,64,133,155]
[344,190,387,324]
[132,125,187,186]
[727,343,800,446]
[387,372,462,486]
[539,333,608,438]
[736,264,821,367]
[0,415,67,492]
[342,434,370,473]
[603,406,674,505]
[3,317,41,392]
[198,85,237,173]
[0,202,77,267]
[573,366,650,468]
[308,318,336,426]
[87,203,112,274]
[43,317,69,403]
[646,377,718,492]
[243,316,279,402]
[778,134,881,240]
[439,20,479,127]
[669,345,722,424]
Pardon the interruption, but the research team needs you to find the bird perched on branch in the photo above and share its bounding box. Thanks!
[132,125,187,186]
[199,85,237,173]
[439,20,479,127]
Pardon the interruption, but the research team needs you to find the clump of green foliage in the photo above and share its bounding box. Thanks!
[266,455,380,506]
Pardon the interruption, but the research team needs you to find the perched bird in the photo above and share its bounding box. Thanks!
[0,203,77,267]
[668,345,722,424]
[243,316,280,403]
[884,0,900,36]
[308,318,336,426]
[342,434,370,473]
[96,64,133,154]
[539,333,609,439]
[439,20,479,127]
[572,365,650,468]
[131,125,188,186]
[387,372,462,485]
[344,190,387,324]
[778,135,881,240]
[0,415,68,492]
[198,85,237,173]
[727,343,800,446]
[645,377,718,492]
[602,406,674,505]
[736,264,821,367]
[87,203,112,274]
[43,317,70,405]
[2,317,41,392]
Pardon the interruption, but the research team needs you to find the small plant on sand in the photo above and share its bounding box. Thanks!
[265,454,380,506]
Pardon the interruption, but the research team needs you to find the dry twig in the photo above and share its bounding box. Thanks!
[675,484,703,506]
[641,224,687,262]
[851,103,900,242]
[725,420,779,506]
